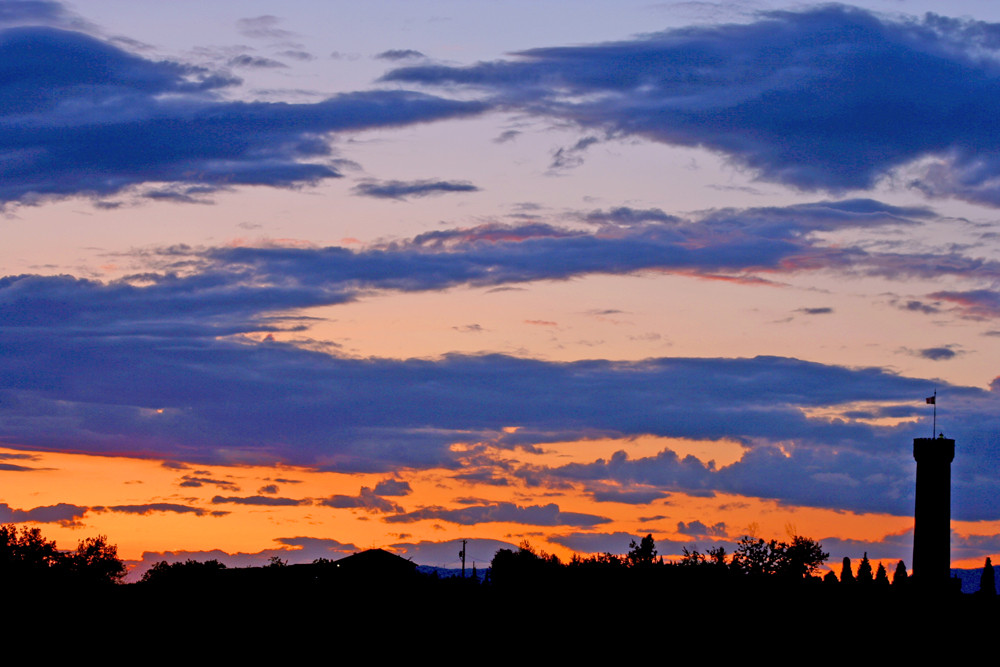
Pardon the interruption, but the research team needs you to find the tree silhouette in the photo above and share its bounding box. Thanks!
[731,536,777,576]
[840,557,854,584]
[892,560,908,588]
[730,535,827,578]
[141,558,227,584]
[980,556,996,596]
[0,524,60,579]
[779,535,829,579]
[856,552,873,584]
[0,525,125,585]
[627,534,657,568]
[70,535,126,585]
[874,562,889,587]
[679,545,705,567]
[489,541,561,586]
[707,546,727,568]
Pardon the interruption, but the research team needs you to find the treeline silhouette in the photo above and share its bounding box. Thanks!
[6,523,998,597]
[484,534,884,599]
[0,524,125,588]
[3,524,997,644]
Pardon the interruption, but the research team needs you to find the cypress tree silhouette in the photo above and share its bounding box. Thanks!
[840,556,854,584]
[892,560,908,588]
[856,552,873,584]
[874,562,889,587]
[979,556,996,596]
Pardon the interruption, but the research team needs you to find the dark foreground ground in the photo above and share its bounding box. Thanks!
[2,569,994,657]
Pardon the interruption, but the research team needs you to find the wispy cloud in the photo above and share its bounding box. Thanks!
[211,495,310,506]
[0,502,87,525]
[385,502,611,527]
[98,503,227,517]
[352,179,480,200]
[0,25,484,206]
[320,487,403,514]
[375,49,425,61]
[385,6,1000,205]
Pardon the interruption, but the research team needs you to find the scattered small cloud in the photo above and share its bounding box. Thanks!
[550,136,599,171]
[320,487,402,513]
[494,129,520,143]
[584,207,679,226]
[279,49,314,61]
[917,346,960,361]
[0,502,87,526]
[99,503,227,517]
[179,475,240,491]
[373,479,412,496]
[385,502,611,527]
[897,299,940,314]
[211,495,309,506]
[375,49,425,61]
[236,15,294,40]
[587,487,668,504]
[352,179,480,200]
[0,463,40,472]
[227,54,288,69]
[676,520,728,538]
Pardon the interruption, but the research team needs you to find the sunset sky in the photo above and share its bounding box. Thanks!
[4,0,1000,578]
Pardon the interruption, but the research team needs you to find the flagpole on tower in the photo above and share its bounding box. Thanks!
[926,390,937,437]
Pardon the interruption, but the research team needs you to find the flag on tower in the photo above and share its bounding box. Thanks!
[926,395,936,405]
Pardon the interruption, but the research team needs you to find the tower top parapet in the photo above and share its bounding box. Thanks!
[913,436,955,463]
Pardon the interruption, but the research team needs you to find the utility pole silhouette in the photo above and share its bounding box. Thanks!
[459,539,467,578]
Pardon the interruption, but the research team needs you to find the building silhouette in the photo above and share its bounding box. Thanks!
[912,434,954,589]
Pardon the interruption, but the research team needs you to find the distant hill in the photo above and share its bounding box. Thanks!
[951,564,998,594]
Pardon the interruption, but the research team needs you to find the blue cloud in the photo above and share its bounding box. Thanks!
[587,487,668,504]
[236,15,293,40]
[0,502,87,524]
[100,503,224,517]
[385,502,611,527]
[385,6,1000,204]
[676,520,728,538]
[375,49,425,61]
[1,198,998,516]
[352,179,480,200]
[0,0,83,28]
[227,54,287,69]
[0,26,485,205]
[919,347,958,361]
[210,495,310,506]
[320,488,402,513]
[373,478,412,496]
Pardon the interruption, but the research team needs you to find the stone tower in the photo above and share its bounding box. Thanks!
[911,435,955,588]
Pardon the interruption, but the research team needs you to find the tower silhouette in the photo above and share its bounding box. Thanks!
[911,435,954,589]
